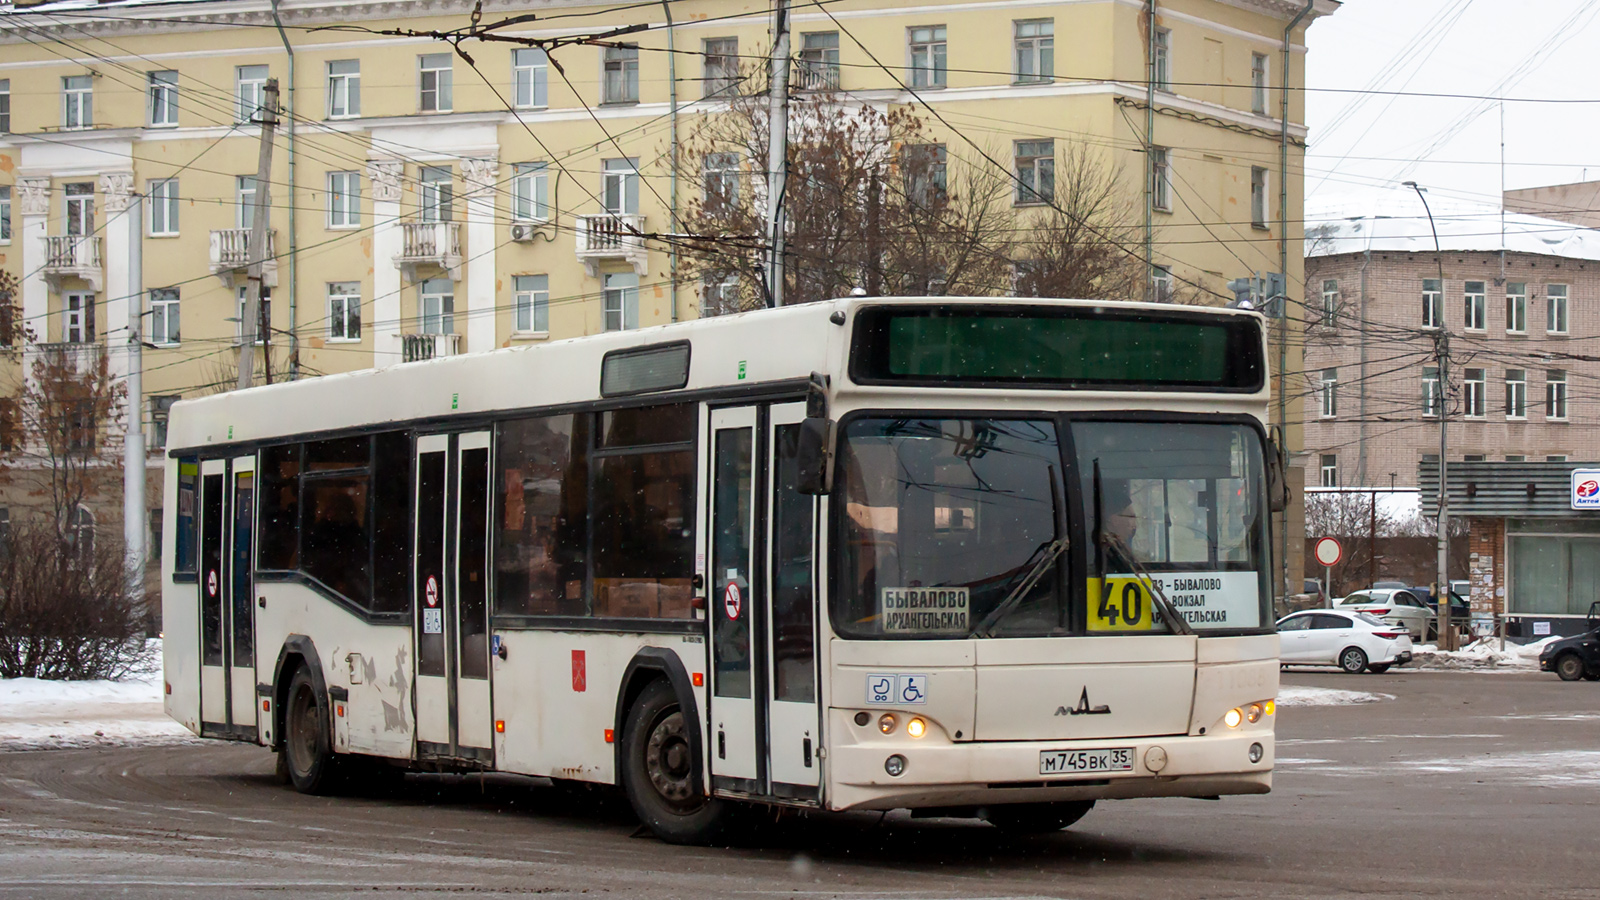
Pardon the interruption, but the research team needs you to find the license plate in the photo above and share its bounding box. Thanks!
[1040,747,1134,775]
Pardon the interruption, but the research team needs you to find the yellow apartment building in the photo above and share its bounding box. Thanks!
[0,0,1334,597]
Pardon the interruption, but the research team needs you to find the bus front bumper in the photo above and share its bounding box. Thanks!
[826,727,1274,812]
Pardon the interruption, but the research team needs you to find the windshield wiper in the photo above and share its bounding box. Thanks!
[1092,459,1195,637]
[974,464,1066,638]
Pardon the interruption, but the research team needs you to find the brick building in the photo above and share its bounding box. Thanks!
[1302,212,1600,492]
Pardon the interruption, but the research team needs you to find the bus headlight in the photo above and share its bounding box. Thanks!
[1224,707,1244,728]
[1249,742,1265,763]
[885,754,907,777]
[878,714,897,735]
[1246,703,1264,724]
[906,717,927,739]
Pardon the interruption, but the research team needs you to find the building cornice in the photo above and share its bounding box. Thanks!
[1210,0,1341,22]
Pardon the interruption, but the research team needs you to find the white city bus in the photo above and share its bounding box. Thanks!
[163,296,1284,843]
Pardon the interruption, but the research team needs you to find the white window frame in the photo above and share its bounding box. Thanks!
[0,186,10,243]
[1464,368,1486,419]
[419,166,452,223]
[797,32,840,90]
[148,178,179,237]
[702,38,740,98]
[1506,369,1527,419]
[703,151,740,210]
[602,44,640,104]
[1320,278,1338,325]
[1506,281,1526,333]
[1150,147,1171,212]
[326,171,360,229]
[235,285,270,345]
[1423,278,1443,329]
[1153,28,1171,90]
[1014,139,1054,206]
[602,158,640,215]
[511,162,549,222]
[602,272,639,331]
[513,274,549,334]
[1251,52,1268,115]
[64,182,94,236]
[63,75,93,129]
[1319,454,1337,488]
[703,273,741,317]
[149,70,178,127]
[1151,266,1172,303]
[1014,19,1053,83]
[149,287,180,346]
[419,279,454,334]
[1548,455,1569,462]
[327,282,360,342]
[513,48,548,109]
[1250,166,1268,228]
[327,59,360,119]
[1319,368,1337,418]
[64,292,95,343]
[908,25,947,89]
[1464,280,1486,331]
[0,79,10,133]
[1547,370,1568,421]
[236,65,268,123]
[1547,284,1569,334]
[1423,366,1440,417]
[419,53,453,113]
[236,176,257,230]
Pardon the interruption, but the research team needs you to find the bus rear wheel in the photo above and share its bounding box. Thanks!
[282,666,341,795]
[981,800,1095,834]
[620,679,732,845]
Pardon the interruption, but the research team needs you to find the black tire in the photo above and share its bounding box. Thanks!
[1367,663,1391,674]
[282,665,341,794]
[1555,653,1586,682]
[1339,646,1369,674]
[981,800,1095,834]
[620,679,733,845]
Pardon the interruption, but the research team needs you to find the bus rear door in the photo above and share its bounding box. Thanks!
[198,454,259,740]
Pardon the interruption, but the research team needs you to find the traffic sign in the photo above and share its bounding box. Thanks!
[1313,537,1343,567]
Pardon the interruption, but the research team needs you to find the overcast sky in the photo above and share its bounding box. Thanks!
[1304,0,1600,221]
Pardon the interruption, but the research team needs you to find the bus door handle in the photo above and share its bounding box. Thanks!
[258,596,266,609]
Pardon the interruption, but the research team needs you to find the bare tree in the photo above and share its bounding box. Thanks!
[1012,142,1149,302]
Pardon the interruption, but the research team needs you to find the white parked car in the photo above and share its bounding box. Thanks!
[1335,588,1434,639]
[1276,609,1414,674]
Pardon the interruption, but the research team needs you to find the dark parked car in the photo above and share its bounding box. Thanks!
[1408,587,1471,637]
[1539,603,1600,681]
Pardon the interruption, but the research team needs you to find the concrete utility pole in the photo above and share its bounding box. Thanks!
[239,78,278,390]
[765,0,789,308]
[124,192,145,602]
[1406,179,1454,651]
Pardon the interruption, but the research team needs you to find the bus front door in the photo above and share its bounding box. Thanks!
[198,454,260,740]
[707,402,821,803]
[413,431,494,763]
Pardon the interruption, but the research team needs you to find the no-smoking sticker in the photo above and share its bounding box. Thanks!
[425,575,440,607]
[206,569,219,598]
[723,582,742,620]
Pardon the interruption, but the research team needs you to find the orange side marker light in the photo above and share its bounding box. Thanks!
[604,728,615,743]
[692,672,704,687]
[495,719,506,734]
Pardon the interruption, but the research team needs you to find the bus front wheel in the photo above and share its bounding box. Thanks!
[981,800,1095,833]
[282,665,341,795]
[620,679,732,845]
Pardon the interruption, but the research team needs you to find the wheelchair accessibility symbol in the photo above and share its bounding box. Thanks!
[865,673,928,705]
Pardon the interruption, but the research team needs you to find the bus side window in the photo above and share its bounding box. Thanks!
[495,413,588,617]
[174,457,198,574]
[591,405,696,619]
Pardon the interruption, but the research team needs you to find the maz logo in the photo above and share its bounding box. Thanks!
[1055,687,1111,716]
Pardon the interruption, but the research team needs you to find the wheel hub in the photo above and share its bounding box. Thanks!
[644,711,697,807]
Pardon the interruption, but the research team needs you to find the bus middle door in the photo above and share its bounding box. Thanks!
[198,454,260,741]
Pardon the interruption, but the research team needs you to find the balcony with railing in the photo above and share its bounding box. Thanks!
[401,332,461,363]
[208,228,278,286]
[41,235,103,291]
[792,60,840,91]
[34,341,106,374]
[575,213,647,277]
[395,221,463,281]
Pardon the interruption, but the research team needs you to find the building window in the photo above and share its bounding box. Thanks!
[63,75,93,129]
[514,274,549,333]
[1015,140,1054,205]
[1548,455,1568,462]
[602,157,640,215]
[64,292,96,343]
[148,178,179,236]
[603,272,639,331]
[69,506,95,557]
[1319,368,1337,418]
[0,79,9,133]
[327,59,360,118]
[326,171,360,228]
[1463,455,1486,463]
[236,176,257,229]
[328,282,361,341]
[65,182,94,236]
[0,186,9,243]
[419,166,452,222]
[908,26,947,89]
[1423,365,1440,417]
[236,285,270,344]
[1251,52,1268,114]
[1150,147,1171,212]
[702,38,740,97]
[419,279,454,334]
[1320,279,1338,325]
[1505,455,1525,462]
[1320,454,1337,488]
[797,32,840,90]
[149,287,180,345]
[1464,280,1486,331]
[149,70,178,127]
[1505,281,1526,333]
[703,273,741,317]
[511,162,549,222]
[1153,28,1171,90]
[236,65,268,122]
[513,48,548,109]
[419,53,453,112]
[1250,167,1268,228]
[703,151,741,211]
[902,144,947,207]
[1423,278,1442,328]
[1547,369,1568,420]
[603,45,640,104]
[1151,266,1172,303]
[1464,368,1485,418]
[1014,20,1053,83]
[1506,369,1527,419]
[150,395,179,450]
[1546,284,1568,334]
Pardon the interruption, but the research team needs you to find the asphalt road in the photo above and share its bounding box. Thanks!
[1,669,1596,899]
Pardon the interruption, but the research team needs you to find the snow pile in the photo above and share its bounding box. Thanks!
[1410,636,1558,671]
[0,671,195,750]
[1277,686,1393,707]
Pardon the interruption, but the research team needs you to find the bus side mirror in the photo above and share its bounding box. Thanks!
[1267,430,1289,513]
[797,416,834,495]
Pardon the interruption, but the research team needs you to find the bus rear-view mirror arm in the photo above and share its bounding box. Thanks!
[1267,427,1289,513]
[798,372,835,496]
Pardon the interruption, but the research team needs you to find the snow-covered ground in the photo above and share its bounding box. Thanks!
[0,670,195,751]
[1277,686,1394,707]
[1410,635,1559,670]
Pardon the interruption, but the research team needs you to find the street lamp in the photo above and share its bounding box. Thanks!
[1403,180,1454,651]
